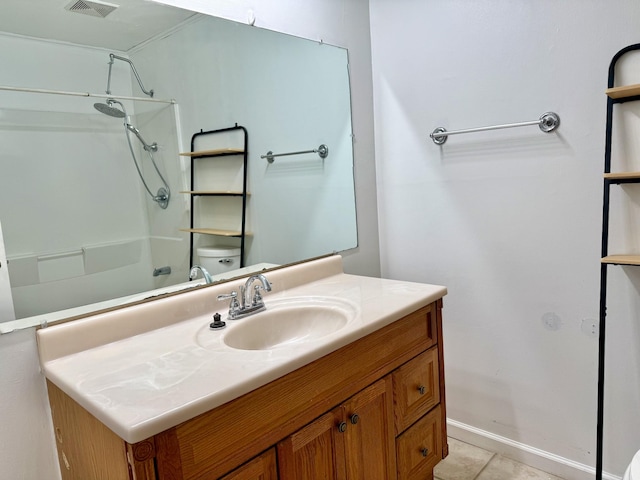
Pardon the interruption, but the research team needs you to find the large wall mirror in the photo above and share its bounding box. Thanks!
[0,0,357,327]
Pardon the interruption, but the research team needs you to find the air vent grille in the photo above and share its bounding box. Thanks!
[64,0,118,18]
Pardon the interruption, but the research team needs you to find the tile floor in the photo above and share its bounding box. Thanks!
[434,438,565,480]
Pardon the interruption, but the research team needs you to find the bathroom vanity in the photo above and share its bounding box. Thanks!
[37,256,448,479]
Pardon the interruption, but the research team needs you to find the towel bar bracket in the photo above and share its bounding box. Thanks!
[431,127,447,145]
[539,112,560,132]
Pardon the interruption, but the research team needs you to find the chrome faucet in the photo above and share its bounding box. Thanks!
[218,274,272,320]
[241,274,272,309]
[189,265,213,284]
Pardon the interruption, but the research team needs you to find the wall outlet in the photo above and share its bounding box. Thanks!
[581,318,599,338]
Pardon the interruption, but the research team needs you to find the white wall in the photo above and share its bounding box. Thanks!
[152,0,380,278]
[0,1,378,478]
[130,15,357,268]
[0,328,60,479]
[370,0,640,477]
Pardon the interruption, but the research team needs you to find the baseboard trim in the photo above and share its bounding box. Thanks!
[447,419,622,480]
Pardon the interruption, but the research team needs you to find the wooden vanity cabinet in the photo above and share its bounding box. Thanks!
[46,299,447,480]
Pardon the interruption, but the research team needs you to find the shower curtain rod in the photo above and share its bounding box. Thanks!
[0,85,175,104]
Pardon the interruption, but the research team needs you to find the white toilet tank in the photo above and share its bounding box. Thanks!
[196,245,241,275]
[624,449,640,480]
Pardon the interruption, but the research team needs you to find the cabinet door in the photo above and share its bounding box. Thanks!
[219,448,278,480]
[342,377,396,480]
[277,410,347,480]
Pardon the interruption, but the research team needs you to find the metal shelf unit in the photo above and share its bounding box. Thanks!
[597,43,640,480]
[179,124,249,268]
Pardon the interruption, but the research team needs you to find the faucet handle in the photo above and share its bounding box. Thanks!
[217,291,240,318]
[217,291,238,302]
[217,291,239,306]
[252,285,266,306]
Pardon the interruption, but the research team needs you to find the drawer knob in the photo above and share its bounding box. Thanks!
[350,414,359,425]
[421,447,429,457]
[337,422,347,433]
[418,385,426,395]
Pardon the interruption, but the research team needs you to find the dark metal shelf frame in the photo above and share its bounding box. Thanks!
[187,124,249,269]
[597,42,640,480]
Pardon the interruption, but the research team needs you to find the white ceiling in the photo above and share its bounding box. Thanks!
[0,0,197,51]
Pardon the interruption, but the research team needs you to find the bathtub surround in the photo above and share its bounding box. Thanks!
[0,34,159,318]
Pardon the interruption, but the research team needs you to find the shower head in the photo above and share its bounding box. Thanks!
[94,98,157,152]
[93,99,126,118]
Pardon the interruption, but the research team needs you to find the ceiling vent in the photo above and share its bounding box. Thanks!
[64,0,119,18]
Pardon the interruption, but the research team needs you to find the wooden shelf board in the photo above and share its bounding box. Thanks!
[604,172,640,180]
[179,191,249,196]
[180,228,252,237]
[606,84,640,99]
[602,255,640,266]
[179,148,244,158]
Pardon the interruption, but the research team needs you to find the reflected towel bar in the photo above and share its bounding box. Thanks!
[261,144,329,163]
[430,112,560,145]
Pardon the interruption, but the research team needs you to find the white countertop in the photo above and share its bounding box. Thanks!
[37,256,446,444]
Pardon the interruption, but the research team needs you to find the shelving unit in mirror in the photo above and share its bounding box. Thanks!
[179,125,250,268]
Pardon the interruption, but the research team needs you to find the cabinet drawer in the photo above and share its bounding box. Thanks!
[393,347,440,434]
[396,405,442,480]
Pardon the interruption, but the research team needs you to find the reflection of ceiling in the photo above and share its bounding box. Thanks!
[0,0,196,51]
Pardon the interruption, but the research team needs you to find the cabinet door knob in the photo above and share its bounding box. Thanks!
[417,385,426,395]
[421,447,429,457]
[337,421,347,433]
[350,414,359,425]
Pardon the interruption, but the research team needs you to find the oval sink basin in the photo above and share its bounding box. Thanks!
[222,296,358,351]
